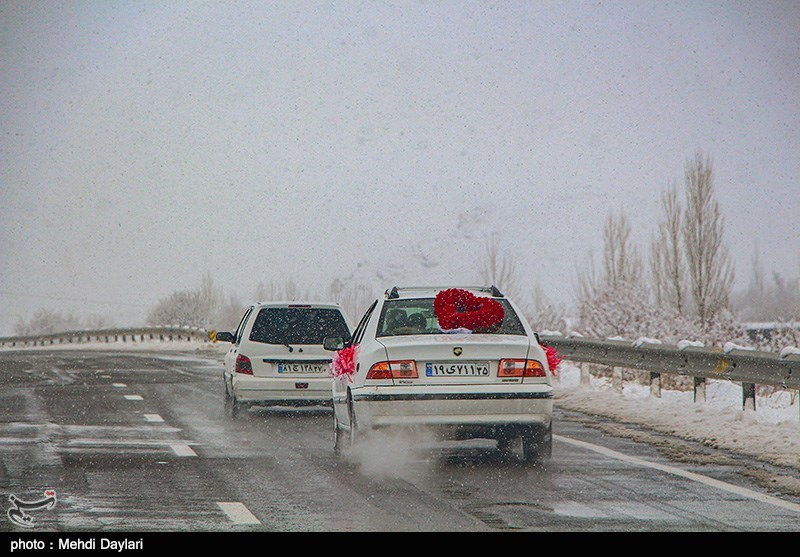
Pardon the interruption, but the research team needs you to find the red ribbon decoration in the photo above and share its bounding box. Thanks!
[329,344,358,381]
[542,344,562,375]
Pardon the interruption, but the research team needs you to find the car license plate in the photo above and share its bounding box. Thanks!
[426,362,490,377]
[278,362,327,374]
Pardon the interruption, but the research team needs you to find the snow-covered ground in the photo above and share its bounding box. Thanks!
[554,363,800,471]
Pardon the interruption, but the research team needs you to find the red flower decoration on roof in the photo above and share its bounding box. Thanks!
[434,288,505,332]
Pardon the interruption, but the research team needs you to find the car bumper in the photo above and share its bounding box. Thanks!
[347,384,553,429]
[232,374,332,404]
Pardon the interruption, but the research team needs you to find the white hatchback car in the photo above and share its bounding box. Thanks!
[325,286,554,462]
[218,301,352,415]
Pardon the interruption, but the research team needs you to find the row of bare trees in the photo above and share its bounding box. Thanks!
[143,274,376,332]
[13,148,796,349]
[575,150,754,347]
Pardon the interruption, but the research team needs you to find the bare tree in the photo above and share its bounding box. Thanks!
[14,309,83,335]
[479,235,521,295]
[650,184,686,314]
[147,273,225,329]
[575,209,648,337]
[602,211,643,289]
[527,284,567,332]
[326,279,375,323]
[682,150,735,323]
[254,279,310,302]
[478,234,538,316]
[574,251,601,304]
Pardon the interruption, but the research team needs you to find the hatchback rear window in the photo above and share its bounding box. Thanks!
[249,308,350,345]
[377,298,526,337]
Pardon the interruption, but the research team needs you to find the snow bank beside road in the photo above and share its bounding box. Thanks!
[554,364,800,471]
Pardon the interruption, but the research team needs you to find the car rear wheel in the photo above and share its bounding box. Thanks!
[496,432,515,454]
[347,391,362,449]
[333,415,344,455]
[522,424,552,463]
[225,393,241,418]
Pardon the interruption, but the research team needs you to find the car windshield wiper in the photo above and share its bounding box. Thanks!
[283,343,294,352]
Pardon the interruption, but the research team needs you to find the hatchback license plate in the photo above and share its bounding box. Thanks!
[278,363,326,374]
[426,362,490,377]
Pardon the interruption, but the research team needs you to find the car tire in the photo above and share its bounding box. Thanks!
[333,415,344,455]
[496,432,515,454]
[522,423,552,463]
[225,393,241,418]
[347,391,361,448]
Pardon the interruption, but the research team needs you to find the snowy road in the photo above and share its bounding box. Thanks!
[1,349,799,532]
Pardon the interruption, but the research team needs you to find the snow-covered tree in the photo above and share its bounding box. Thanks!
[602,211,643,289]
[683,150,735,324]
[254,279,310,302]
[325,279,375,323]
[15,309,83,335]
[14,309,116,335]
[575,210,649,337]
[650,183,686,315]
[479,235,523,298]
[527,284,568,332]
[146,273,224,329]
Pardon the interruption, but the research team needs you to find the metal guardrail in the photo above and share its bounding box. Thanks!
[539,334,800,414]
[539,335,800,389]
[0,327,211,348]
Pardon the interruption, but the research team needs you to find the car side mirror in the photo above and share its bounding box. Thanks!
[323,336,345,351]
[216,331,235,343]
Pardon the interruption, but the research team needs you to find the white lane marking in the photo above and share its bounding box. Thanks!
[66,439,193,447]
[144,414,164,423]
[112,383,127,388]
[216,502,260,524]
[170,444,197,457]
[123,395,143,401]
[555,434,800,514]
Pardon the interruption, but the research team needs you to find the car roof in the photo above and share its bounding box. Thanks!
[251,301,345,309]
[384,285,506,300]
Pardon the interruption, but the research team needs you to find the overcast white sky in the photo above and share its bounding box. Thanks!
[1,1,799,335]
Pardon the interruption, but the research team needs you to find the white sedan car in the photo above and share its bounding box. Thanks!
[325,286,554,462]
[218,301,352,415]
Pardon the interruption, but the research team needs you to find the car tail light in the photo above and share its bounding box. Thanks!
[235,354,253,375]
[366,360,418,379]
[523,360,546,377]
[498,359,546,377]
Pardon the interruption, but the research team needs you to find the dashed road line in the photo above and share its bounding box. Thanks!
[123,394,143,401]
[112,383,127,388]
[170,444,197,457]
[144,414,164,423]
[555,434,800,514]
[216,502,260,524]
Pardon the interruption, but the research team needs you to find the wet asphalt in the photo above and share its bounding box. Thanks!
[1,348,799,532]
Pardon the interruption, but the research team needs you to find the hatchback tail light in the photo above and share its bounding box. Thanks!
[498,359,546,378]
[235,354,253,375]
[366,360,418,379]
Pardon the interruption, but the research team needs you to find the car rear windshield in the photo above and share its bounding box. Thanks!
[376,298,526,337]
[249,307,350,345]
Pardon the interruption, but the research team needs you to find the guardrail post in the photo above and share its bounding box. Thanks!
[649,372,661,398]
[612,367,623,394]
[693,377,706,403]
[742,383,756,412]
[580,363,591,385]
